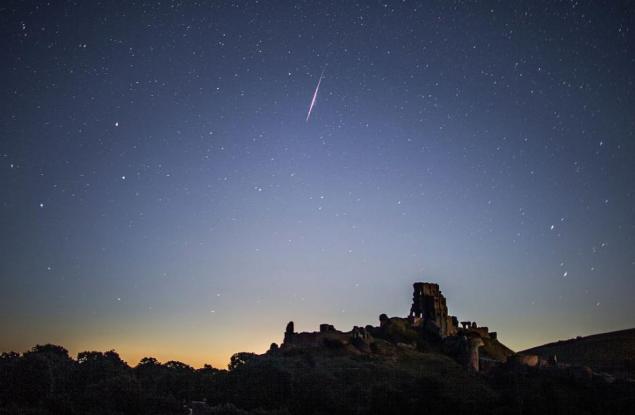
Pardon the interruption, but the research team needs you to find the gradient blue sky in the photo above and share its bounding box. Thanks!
[1,1,634,368]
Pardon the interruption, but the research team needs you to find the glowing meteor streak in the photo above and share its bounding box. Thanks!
[306,69,325,122]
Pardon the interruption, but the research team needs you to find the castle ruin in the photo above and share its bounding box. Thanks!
[278,281,512,372]
[409,282,457,338]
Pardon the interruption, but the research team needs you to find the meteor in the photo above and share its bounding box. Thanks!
[306,69,325,122]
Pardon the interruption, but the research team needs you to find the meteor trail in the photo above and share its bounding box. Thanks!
[306,69,325,122]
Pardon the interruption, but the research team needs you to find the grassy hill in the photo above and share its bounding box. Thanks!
[210,348,498,415]
[521,328,635,379]
[201,343,635,415]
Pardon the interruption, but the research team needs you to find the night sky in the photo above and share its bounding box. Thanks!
[1,1,634,368]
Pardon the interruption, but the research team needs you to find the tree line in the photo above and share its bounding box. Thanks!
[0,344,231,414]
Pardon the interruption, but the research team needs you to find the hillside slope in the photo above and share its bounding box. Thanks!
[521,328,635,378]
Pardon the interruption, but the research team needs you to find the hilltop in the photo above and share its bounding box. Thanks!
[277,282,514,374]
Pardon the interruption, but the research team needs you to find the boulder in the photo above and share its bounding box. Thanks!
[512,354,540,368]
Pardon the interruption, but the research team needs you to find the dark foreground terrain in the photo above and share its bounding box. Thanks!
[1,337,634,415]
[522,328,635,379]
[3,283,633,414]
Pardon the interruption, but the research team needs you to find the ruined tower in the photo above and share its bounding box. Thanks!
[410,282,456,337]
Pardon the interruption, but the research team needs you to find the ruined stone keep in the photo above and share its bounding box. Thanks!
[409,282,456,337]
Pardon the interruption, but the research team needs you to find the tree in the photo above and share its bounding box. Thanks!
[228,353,257,371]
